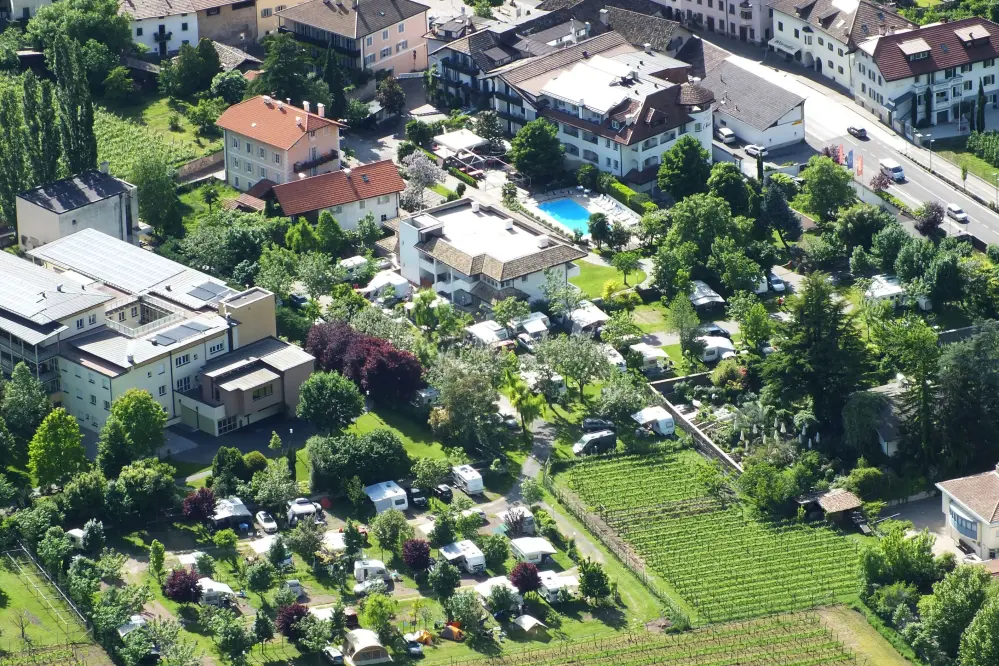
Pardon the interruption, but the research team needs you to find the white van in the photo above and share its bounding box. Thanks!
[879,159,905,182]
[451,464,485,496]
[353,559,390,583]
[715,127,736,144]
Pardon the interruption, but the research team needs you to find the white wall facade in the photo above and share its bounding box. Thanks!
[131,14,198,58]
[10,0,50,21]
[654,0,771,45]
[772,10,852,89]
[940,491,999,560]
[320,193,400,231]
[223,124,341,192]
[16,186,138,250]
[715,103,804,149]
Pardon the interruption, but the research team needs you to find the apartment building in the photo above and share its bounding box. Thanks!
[391,199,587,307]
[119,0,200,57]
[769,0,914,90]
[215,95,343,192]
[853,18,999,129]
[937,465,999,561]
[256,0,307,38]
[195,0,259,44]
[22,229,313,436]
[276,0,429,73]
[16,165,139,250]
[272,159,405,228]
[655,0,771,46]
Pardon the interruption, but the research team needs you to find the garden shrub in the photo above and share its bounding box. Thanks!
[449,167,479,188]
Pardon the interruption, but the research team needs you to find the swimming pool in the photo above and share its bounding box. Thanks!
[536,197,592,234]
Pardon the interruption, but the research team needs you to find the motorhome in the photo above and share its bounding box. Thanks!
[363,481,409,514]
[699,336,736,363]
[498,505,535,535]
[353,559,391,583]
[440,540,486,574]
[632,406,676,436]
[451,464,485,496]
[510,537,557,565]
[573,430,617,455]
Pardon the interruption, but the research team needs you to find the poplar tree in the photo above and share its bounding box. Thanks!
[0,86,27,228]
[22,72,61,186]
[52,35,97,175]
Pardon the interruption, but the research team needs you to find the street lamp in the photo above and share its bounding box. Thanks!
[927,136,935,170]
[993,173,998,208]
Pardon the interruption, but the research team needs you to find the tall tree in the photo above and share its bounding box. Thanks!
[130,151,180,234]
[664,293,703,360]
[763,273,870,429]
[375,76,406,117]
[96,415,133,478]
[1,362,51,453]
[52,35,97,175]
[247,33,329,106]
[320,48,347,119]
[508,119,564,184]
[917,565,993,659]
[29,408,88,487]
[707,162,751,217]
[759,186,801,250]
[535,334,610,403]
[978,78,987,132]
[959,596,999,666]
[657,134,711,201]
[296,371,364,434]
[0,85,27,228]
[109,389,168,459]
[798,155,854,221]
[22,73,61,186]
[196,38,223,92]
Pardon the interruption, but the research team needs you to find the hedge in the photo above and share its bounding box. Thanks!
[449,167,479,188]
[606,179,657,215]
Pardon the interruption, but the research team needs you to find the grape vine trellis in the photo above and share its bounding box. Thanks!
[560,450,859,623]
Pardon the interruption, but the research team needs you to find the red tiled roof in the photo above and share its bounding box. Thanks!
[272,159,405,216]
[243,70,262,81]
[216,96,343,151]
[872,18,999,82]
[937,469,999,523]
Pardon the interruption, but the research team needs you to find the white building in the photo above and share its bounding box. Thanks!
[16,166,138,250]
[937,464,999,560]
[769,0,915,90]
[853,18,999,129]
[699,59,806,149]
[656,0,772,46]
[271,159,404,229]
[8,0,50,21]
[391,200,586,309]
[119,0,199,58]
[23,229,313,436]
[215,95,343,192]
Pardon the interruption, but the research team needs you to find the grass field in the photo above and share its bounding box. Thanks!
[558,447,861,624]
[570,261,646,298]
[932,136,997,184]
[0,552,91,650]
[102,95,222,164]
[179,182,241,231]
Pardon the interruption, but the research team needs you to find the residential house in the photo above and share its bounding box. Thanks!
[23,228,314,436]
[256,0,307,38]
[215,95,343,192]
[853,17,999,130]
[119,0,199,58]
[276,0,429,74]
[16,164,139,250]
[390,199,587,308]
[7,0,50,21]
[936,464,999,560]
[674,31,730,78]
[652,0,771,45]
[769,0,915,90]
[699,59,805,148]
[272,159,405,229]
[195,0,259,45]
[425,14,494,54]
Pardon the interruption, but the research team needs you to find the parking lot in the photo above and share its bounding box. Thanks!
[889,496,963,559]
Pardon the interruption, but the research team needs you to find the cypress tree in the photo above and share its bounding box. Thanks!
[53,35,97,176]
[978,79,987,132]
[0,86,27,230]
[196,38,222,92]
[321,47,347,119]
[22,73,61,186]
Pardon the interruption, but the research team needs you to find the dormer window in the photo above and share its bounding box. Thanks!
[908,51,929,61]
[610,120,621,130]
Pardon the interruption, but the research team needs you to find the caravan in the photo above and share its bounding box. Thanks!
[440,540,486,574]
[451,465,485,496]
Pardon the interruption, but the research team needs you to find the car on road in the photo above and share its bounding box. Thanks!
[698,322,731,339]
[582,417,616,433]
[847,126,867,139]
[434,484,453,503]
[946,203,969,222]
[768,272,786,292]
[745,144,768,158]
[879,158,905,182]
[255,511,277,533]
[407,486,428,508]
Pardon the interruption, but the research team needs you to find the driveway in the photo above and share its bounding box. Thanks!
[890,496,961,559]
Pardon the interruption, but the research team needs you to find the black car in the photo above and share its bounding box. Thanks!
[288,293,309,308]
[433,484,453,503]
[698,323,731,339]
[582,417,615,433]
[847,126,867,139]
[407,486,428,508]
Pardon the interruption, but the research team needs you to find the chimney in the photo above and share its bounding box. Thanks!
[644,42,652,53]
[296,116,303,127]
[536,235,549,248]
[504,219,513,230]
[344,167,352,178]
[471,201,480,213]
[99,160,110,174]
[303,101,311,113]
[599,8,609,25]
[56,284,63,292]
[317,102,326,117]
[286,97,292,106]
[584,21,590,35]
[263,95,272,104]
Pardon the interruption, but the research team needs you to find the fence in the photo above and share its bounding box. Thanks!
[3,543,93,642]
[539,465,692,629]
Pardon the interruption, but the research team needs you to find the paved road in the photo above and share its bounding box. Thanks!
[711,40,999,245]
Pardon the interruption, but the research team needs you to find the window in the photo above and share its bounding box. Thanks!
[838,48,844,56]
[708,0,712,6]
[88,314,97,325]
[380,47,391,58]
[90,395,97,405]
[399,22,405,32]
[131,306,138,317]
[818,37,824,45]
[804,35,812,45]
[207,7,220,15]
[182,21,188,30]
[176,376,191,392]
[234,177,239,187]
[175,354,190,367]
[259,147,266,158]
[985,74,996,86]
[103,400,111,411]
[878,75,883,85]
[218,415,239,435]
[366,36,373,46]
[861,82,867,93]
[828,60,833,69]
[102,378,109,390]
[209,342,225,354]
[695,122,703,132]
[276,4,285,9]
[838,66,844,74]
[260,166,266,177]
[961,64,971,73]
[986,58,996,67]
[76,389,82,400]
[261,7,271,16]
[252,384,274,401]
[246,162,252,173]
[231,0,254,8]
[950,506,978,539]
[136,27,143,36]
[396,40,408,52]
[778,21,783,31]
[582,149,598,163]
[377,195,391,204]
[945,68,956,78]
[76,318,84,330]
[274,153,281,164]
[728,4,733,12]
[965,81,973,91]
[245,141,251,153]
[382,29,389,39]
[88,372,95,384]
[232,137,239,148]
[794,29,799,38]
[828,42,833,52]
[364,54,376,66]
[233,157,240,169]
[158,385,167,396]
[605,157,612,167]
[118,311,126,322]
[914,74,920,83]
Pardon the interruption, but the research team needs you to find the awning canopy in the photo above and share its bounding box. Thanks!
[522,318,547,334]
[434,128,487,153]
[769,37,800,56]
[513,615,548,632]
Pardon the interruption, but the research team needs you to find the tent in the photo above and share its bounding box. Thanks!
[512,615,548,634]
[440,624,465,641]
[177,551,205,566]
[361,270,411,300]
[406,630,433,645]
[434,128,487,154]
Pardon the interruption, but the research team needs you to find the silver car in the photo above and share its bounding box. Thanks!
[745,144,768,158]
[946,203,969,222]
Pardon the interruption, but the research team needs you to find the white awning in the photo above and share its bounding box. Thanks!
[522,318,547,334]
[513,615,548,631]
[769,37,800,56]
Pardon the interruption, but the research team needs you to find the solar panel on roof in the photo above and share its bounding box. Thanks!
[199,282,229,295]
[186,321,211,332]
[187,287,217,301]
[154,334,176,346]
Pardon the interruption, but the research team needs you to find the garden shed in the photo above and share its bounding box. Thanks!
[795,488,862,521]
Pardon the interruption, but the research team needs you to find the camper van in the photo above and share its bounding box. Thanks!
[699,336,736,363]
[498,506,536,535]
[198,578,236,606]
[573,430,617,456]
[451,465,485,496]
[510,537,557,565]
[632,406,676,436]
[353,559,391,583]
[440,540,486,574]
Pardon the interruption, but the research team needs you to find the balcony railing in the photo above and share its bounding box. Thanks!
[153,31,172,42]
[278,26,360,57]
[442,56,479,76]
[294,149,339,173]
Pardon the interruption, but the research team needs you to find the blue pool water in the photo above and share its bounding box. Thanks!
[537,198,592,233]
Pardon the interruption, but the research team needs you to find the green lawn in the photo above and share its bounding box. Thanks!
[913,0,940,6]
[933,136,998,184]
[0,555,92,648]
[632,303,666,333]
[179,181,241,231]
[431,183,456,199]
[103,94,222,164]
[570,261,646,298]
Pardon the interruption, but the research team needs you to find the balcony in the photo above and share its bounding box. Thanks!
[278,27,360,57]
[153,31,172,42]
[442,56,479,76]
[293,149,339,173]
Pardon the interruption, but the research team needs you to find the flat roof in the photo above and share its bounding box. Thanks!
[218,367,280,392]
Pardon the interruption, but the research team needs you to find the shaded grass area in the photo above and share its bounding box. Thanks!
[179,182,241,231]
[570,262,646,298]
[0,555,92,647]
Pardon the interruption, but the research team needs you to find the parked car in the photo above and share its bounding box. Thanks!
[847,126,867,139]
[582,417,615,433]
[768,272,786,292]
[434,484,453,503]
[404,640,424,657]
[407,486,428,508]
[516,333,537,353]
[352,579,384,596]
[946,203,969,222]
[321,647,345,666]
[288,293,309,308]
[255,511,277,534]
[572,430,617,456]
[715,127,736,144]
[745,145,768,157]
[698,323,730,339]
[502,415,520,431]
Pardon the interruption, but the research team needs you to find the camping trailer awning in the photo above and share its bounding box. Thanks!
[769,37,800,56]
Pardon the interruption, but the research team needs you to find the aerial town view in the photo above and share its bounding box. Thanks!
[2,0,999,663]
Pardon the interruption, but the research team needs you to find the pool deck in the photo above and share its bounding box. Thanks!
[524,189,640,238]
